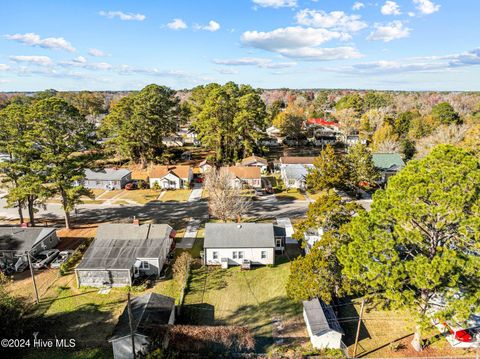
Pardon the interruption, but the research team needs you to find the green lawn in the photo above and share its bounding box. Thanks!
[118,189,161,204]
[160,189,192,202]
[275,189,306,201]
[181,257,304,352]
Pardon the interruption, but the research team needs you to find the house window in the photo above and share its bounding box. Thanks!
[238,251,244,259]
[261,251,267,259]
[232,251,237,259]
[276,238,282,247]
[213,251,218,259]
[140,261,150,270]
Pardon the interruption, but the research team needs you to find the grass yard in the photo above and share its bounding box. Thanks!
[275,189,306,201]
[118,189,161,204]
[160,189,192,202]
[181,257,307,353]
[97,190,123,200]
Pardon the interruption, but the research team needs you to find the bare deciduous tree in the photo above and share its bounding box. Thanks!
[415,124,470,158]
[204,168,252,222]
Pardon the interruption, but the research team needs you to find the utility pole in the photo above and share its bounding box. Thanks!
[353,299,365,358]
[27,252,39,304]
[127,292,136,359]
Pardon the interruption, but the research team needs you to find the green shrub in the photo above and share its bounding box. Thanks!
[59,238,93,276]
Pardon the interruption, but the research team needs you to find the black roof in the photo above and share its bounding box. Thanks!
[0,227,56,253]
[110,293,175,341]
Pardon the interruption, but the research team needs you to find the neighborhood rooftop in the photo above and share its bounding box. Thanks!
[204,223,278,248]
[109,292,175,341]
[241,155,268,166]
[0,227,57,253]
[280,156,316,165]
[223,166,261,179]
[84,168,131,181]
[284,164,309,181]
[372,153,406,171]
[149,165,192,179]
[303,298,344,336]
[76,223,173,270]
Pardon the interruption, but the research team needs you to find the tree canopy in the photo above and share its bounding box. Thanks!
[306,145,348,192]
[431,102,462,125]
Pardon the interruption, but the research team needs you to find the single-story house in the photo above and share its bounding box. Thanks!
[303,298,344,350]
[240,155,268,172]
[83,168,132,190]
[279,156,316,168]
[0,227,59,270]
[148,165,193,189]
[281,164,310,190]
[198,160,213,174]
[372,153,406,184]
[204,223,285,267]
[109,293,175,359]
[75,223,175,287]
[222,166,262,189]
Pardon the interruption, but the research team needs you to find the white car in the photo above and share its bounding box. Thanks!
[50,250,74,268]
[32,249,59,270]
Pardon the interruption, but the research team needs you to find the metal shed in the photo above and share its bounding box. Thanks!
[303,298,344,349]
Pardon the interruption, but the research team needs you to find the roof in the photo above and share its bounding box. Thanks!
[223,166,261,179]
[204,223,275,248]
[307,118,338,127]
[76,224,172,270]
[241,155,268,166]
[84,168,131,181]
[284,164,309,181]
[110,293,175,341]
[149,165,192,180]
[372,153,405,171]
[0,227,57,253]
[280,156,316,165]
[303,298,344,336]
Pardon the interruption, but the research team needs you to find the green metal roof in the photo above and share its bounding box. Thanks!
[372,153,405,170]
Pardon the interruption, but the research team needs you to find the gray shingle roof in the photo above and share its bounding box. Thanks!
[204,223,275,248]
[372,153,405,171]
[303,298,344,336]
[76,224,172,270]
[0,227,57,253]
[109,293,175,341]
[284,164,309,181]
[84,168,131,181]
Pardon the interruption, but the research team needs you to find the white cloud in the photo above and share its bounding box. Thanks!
[213,57,297,68]
[10,55,53,66]
[381,1,401,15]
[367,21,411,42]
[408,12,416,17]
[241,26,361,60]
[0,64,9,71]
[195,20,220,32]
[5,33,75,52]
[352,2,365,10]
[99,11,146,21]
[216,68,239,74]
[167,18,187,30]
[295,9,368,32]
[413,0,440,15]
[60,57,112,70]
[252,0,297,8]
[88,48,107,57]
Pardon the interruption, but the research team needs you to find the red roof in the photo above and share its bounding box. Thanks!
[307,118,338,127]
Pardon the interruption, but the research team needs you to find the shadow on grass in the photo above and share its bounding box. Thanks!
[336,298,371,347]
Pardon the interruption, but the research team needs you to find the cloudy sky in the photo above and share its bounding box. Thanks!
[1,0,479,91]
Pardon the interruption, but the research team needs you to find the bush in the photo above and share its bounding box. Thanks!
[59,238,93,276]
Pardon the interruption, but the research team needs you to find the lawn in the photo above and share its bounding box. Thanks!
[275,189,306,201]
[181,257,306,353]
[160,189,192,202]
[97,190,123,200]
[118,189,161,204]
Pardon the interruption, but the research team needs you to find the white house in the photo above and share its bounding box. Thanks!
[148,165,193,189]
[83,168,132,190]
[279,157,316,189]
[303,298,344,350]
[109,293,175,359]
[203,223,285,267]
[198,160,213,174]
[222,166,262,189]
[240,155,268,172]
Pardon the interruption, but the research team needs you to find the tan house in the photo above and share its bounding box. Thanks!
[240,155,268,172]
[222,166,262,189]
[148,165,193,189]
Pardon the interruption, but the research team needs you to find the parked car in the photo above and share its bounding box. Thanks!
[125,181,137,190]
[32,249,59,270]
[50,250,74,268]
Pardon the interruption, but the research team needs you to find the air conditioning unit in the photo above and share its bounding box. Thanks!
[220,258,228,269]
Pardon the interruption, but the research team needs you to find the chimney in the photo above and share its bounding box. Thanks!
[133,216,140,226]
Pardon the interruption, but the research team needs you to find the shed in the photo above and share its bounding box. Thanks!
[109,293,175,359]
[303,298,344,349]
[75,223,174,287]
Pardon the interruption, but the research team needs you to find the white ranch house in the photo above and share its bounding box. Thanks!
[148,165,193,189]
[83,168,132,190]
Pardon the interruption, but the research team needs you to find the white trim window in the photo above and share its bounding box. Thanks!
[213,251,218,260]
[232,251,238,259]
[238,251,244,259]
[261,251,267,259]
[140,261,150,270]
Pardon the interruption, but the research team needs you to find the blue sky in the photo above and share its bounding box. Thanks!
[0,0,479,91]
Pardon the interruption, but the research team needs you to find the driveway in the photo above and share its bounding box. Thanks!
[177,218,201,249]
[188,183,203,202]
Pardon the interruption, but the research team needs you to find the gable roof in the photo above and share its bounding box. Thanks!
[241,155,268,166]
[303,298,344,336]
[223,166,261,179]
[149,165,192,180]
[204,223,275,248]
[280,156,316,165]
[0,227,57,253]
[372,153,405,171]
[109,293,175,341]
[284,164,309,181]
[85,168,131,181]
[307,118,338,127]
[76,224,173,270]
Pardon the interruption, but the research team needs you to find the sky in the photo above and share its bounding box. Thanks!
[0,0,479,91]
